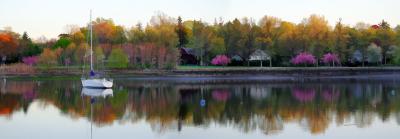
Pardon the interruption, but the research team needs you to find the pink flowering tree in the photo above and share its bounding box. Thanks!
[322,53,340,66]
[291,52,316,66]
[211,55,230,66]
[22,56,38,66]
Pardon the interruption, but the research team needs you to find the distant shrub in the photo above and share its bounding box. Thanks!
[211,55,230,66]
[107,48,129,68]
[291,52,316,66]
[22,56,38,66]
[321,53,339,66]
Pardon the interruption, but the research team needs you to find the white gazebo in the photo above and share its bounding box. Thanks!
[249,49,271,67]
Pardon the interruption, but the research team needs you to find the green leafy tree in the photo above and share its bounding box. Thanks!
[70,31,85,45]
[62,43,76,65]
[275,21,300,65]
[376,20,396,64]
[53,37,71,49]
[209,37,225,58]
[188,20,225,65]
[333,19,350,63]
[240,18,260,61]
[306,15,332,63]
[38,48,58,68]
[112,25,127,45]
[20,32,43,57]
[395,25,400,46]
[23,44,42,56]
[146,12,178,49]
[256,16,282,57]
[220,19,244,58]
[189,20,210,65]
[94,46,105,67]
[20,32,32,52]
[351,23,375,66]
[392,46,400,65]
[127,23,146,44]
[366,43,382,65]
[73,43,88,65]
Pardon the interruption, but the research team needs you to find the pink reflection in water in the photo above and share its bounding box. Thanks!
[292,88,316,102]
[322,89,340,102]
[212,89,230,101]
[23,90,37,101]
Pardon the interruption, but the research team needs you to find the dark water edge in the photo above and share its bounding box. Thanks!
[2,67,400,77]
[3,73,400,85]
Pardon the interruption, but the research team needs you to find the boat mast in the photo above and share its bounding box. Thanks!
[90,10,93,71]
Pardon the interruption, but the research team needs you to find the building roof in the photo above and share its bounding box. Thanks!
[180,47,197,56]
[231,55,243,61]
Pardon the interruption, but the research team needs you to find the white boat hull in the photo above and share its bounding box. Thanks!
[81,78,113,88]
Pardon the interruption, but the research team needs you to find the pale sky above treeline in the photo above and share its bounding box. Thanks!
[0,0,398,39]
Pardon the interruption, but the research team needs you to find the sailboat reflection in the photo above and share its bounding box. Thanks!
[81,88,113,139]
[82,88,113,98]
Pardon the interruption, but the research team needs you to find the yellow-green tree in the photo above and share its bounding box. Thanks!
[333,19,350,63]
[107,48,129,68]
[301,15,332,62]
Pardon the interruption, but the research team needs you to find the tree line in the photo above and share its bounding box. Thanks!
[1,13,400,69]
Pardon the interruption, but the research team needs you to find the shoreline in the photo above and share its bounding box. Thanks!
[2,67,400,79]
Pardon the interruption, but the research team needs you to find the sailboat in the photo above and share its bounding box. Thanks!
[81,10,113,89]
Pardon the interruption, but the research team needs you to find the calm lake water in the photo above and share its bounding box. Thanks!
[1,76,400,139]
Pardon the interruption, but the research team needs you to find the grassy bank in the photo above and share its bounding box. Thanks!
[2,65,400,78]
[174,66,400,76]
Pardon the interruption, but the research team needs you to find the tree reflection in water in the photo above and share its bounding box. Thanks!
[1,79,400,135]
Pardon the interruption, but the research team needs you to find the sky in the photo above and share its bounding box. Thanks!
[0,0,398,39]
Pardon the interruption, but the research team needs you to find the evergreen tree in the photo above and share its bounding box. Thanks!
[176,16,188,48]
